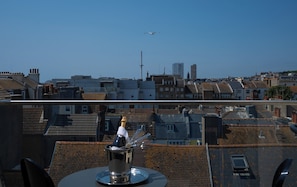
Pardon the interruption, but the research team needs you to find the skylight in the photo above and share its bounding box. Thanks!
[231,154,250,175]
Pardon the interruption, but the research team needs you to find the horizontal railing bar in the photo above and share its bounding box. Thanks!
[0,99,296,106]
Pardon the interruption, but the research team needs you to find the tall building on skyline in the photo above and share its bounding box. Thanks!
[172,62,184,78]
[190,64,197,80]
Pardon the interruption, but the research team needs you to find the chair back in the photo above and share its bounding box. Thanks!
[20,158,55,187]
[272,158,293,187]
[0,161,5,187]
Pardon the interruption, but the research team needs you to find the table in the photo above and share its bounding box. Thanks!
[58,166,167,187]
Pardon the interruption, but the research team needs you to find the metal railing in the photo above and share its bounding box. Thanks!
[1,99,297,106]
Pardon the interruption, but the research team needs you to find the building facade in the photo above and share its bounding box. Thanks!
[172,62,184,79]
[190,64,197,80]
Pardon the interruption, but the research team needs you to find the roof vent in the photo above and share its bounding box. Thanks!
[258,130,266,139]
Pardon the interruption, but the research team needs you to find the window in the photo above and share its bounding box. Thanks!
[65,105,70,112]
[231,154,250,176]
[167,124,175,132]
[105,121,110,131]
[82,105,88,114]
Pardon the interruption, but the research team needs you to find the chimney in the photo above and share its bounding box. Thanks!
[202,113,222,145]
[182,108,190,138]
[28,68,40,83]
[292,111,297,123]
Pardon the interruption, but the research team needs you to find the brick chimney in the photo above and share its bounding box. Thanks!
[292,111,297,123]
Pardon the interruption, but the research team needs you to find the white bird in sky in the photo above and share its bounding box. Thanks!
[145,31,158,35]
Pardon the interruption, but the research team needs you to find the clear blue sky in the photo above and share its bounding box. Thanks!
[1,0,296,82]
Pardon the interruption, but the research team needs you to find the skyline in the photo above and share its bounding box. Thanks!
[1,1,297,82]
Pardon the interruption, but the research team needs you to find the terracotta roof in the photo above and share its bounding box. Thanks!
[201,82,213,91]
[202,82,233,94]
[82,93,106,100]
[243,81,268,89]
[49,141,110,185]
[49,141,211,187]
[46,125,297,186]
[219,125,297,145]
[217,82,233,93]
[219,125,278,145]
[0,87,10,100]
[212,83,220,93]
[125,113,151,123]
[243,81,256,89]
[49,141,147,185]
[253,80,269,88]
[145,144,210,187]
[152,75,176,84]
[45,114,97,136]
[22,107,47,134]
[0,79,24,90]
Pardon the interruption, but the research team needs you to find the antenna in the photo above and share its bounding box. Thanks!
[140,51,144,80]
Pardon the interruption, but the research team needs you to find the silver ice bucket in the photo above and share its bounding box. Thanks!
[105,145,134,184]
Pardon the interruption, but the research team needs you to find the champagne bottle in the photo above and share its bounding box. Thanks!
[112,116,129,148]
[112,135,126,147]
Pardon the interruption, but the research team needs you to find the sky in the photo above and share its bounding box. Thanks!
[0,0,297,82]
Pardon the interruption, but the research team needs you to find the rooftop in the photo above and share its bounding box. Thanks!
[2,100,297,187]
[209,144,297,187]
[45,114,98,136]
[49,141,211,187]
[23,107,47,135]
